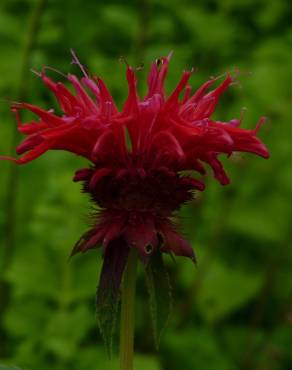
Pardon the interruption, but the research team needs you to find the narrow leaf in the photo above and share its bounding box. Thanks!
[96,239,129,357]
[146,251,172,349]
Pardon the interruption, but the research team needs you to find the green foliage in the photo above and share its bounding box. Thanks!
[195,259,263,323]
[145,251,172,349]
[162,329,236,370]
[0,0,292,369]
[96,245,129,357]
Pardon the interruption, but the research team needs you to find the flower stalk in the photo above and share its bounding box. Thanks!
[119,249,138,370]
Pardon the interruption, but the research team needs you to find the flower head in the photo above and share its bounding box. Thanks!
[2,52,269,263]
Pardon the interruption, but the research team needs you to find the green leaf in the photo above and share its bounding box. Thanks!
[163,329,235,370]
[0,366,21,370]
[196,259,264,323]
[96,241,129,356]
[73,348,161,370]
[145,251,172,349]
[134,354,161,370]
[44,305,93,360]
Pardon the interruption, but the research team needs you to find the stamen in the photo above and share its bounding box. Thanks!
[30,68,42,77]
[42,66,67,78]
[119,55,129,67]
[240,107,247,122]
[254,116,268,134]
[70,48,89,78]
[135,63,144,71]
[0,98,19,105]
[167,50,174,61]
[156,58,162,67]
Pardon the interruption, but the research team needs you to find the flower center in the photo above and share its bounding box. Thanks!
[84,166,196,217]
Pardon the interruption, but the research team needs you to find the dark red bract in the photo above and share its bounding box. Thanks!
[1,53,269,262]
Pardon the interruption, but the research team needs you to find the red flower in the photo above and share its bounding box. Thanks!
[1,53,269,263]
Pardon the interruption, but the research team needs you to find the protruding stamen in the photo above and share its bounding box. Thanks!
[70,48,89,78]
[42,66,67,78]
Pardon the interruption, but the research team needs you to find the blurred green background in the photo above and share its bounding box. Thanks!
[0,0,291,369]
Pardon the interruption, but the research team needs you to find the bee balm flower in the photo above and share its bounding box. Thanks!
[1,53,269,266]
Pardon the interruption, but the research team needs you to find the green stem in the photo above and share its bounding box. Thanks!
[119,249,138,370]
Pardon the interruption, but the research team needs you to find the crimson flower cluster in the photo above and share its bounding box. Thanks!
[2,53,269,264]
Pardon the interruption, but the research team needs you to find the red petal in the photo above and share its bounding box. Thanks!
[122,67,139,116]
[201,153,230,185]
[165,70,192,109]
[14,140,55,164]
[124,218,159,263]
[89,168,111,190]
[15,103,64,126]
[161,226,196,261]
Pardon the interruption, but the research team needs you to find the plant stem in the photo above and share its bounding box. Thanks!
[119,249,138,370]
